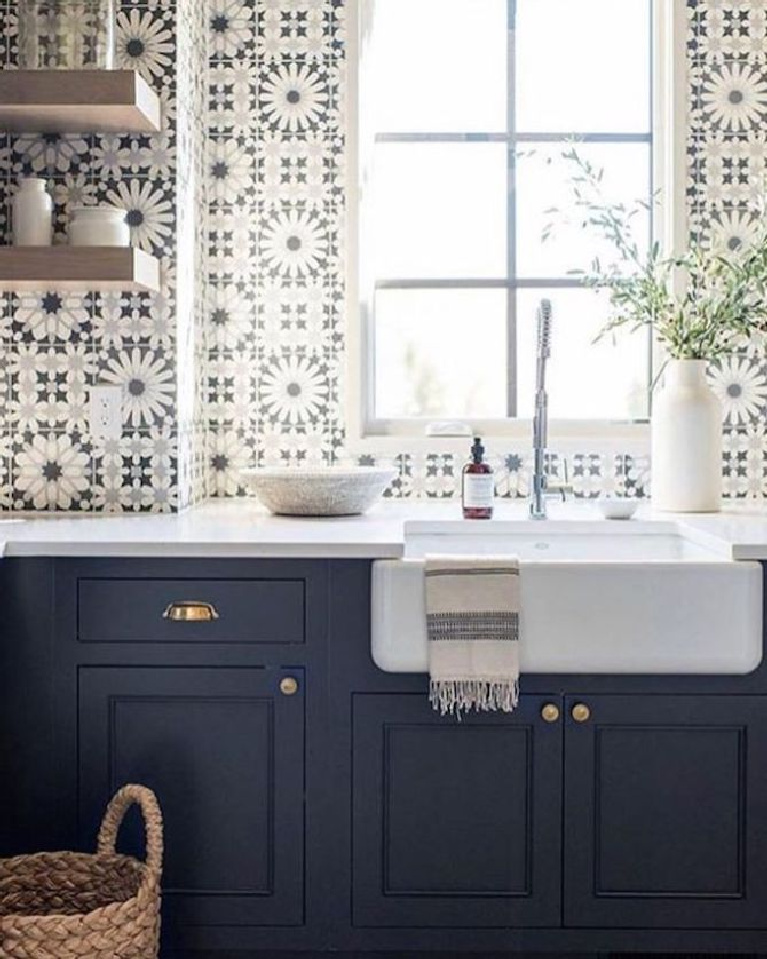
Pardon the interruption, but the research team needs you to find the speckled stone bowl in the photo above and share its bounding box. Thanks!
[241,466,397,516]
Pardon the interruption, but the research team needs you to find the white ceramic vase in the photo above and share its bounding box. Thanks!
[651,359,722,513]
[11,177,52,247]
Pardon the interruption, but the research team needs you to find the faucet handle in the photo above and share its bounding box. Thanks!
[544,460,572,502]
[544,478,573,503]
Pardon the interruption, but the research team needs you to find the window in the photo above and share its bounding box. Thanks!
[349,0,685,448]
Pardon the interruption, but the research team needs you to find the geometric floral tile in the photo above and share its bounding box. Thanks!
[709,355,767,426]
[210,0,255,62]
[11,432,94,511]
[92,429,179,512]
[202,0,767,503]
[98,346,177,430]
[615,454,651,500]
[11,132,91,177]
[2,0,765,510]
[115,4,177,89]
[256,60,338,134]
[10,292,94,344]
[570,454,605,499]
[209,134,257,204]
[207,283,256,352]
[256,133,342,208]
[694,60,767,135]
[254,0,334,63]
[101,177,177,258]
[9,342,93,433]
[0,0,196,512]
[209,62,258,135]
[209,427,253,495]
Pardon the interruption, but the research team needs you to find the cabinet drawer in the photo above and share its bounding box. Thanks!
[77,577,305,644]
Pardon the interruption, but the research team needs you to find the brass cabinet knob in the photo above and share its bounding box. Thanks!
[541,703,560,723]
[163,601,219,623]
[572,703,591,723]
[280,676,299,696]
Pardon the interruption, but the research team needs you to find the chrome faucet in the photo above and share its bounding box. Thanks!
[529,299,570,520]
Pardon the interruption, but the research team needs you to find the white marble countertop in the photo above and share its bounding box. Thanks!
[0,498,767,560]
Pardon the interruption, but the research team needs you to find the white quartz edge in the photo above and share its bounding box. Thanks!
[0,500,407,559]
[0,498,766,560]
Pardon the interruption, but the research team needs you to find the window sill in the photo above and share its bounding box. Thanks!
[345,421,651,459]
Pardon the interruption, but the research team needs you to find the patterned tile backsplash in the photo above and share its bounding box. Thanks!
[0,0,764,510]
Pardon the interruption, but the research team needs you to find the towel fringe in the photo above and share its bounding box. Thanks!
[429,678,519,718]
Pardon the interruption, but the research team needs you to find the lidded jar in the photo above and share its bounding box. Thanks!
[18,0,116,70]
[69,206,130,247]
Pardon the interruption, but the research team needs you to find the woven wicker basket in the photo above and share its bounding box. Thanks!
[0,784,163,959]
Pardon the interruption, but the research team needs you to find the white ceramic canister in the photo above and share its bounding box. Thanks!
[651,359,722,513]
[69,206,130,247]
[11,177,53,246]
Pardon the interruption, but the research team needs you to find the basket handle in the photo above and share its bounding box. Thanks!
[97,784,163,879]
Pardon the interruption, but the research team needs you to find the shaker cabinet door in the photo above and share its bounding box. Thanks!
[78,667,305,940]
[352,692,563,928]
[564,694,767,929]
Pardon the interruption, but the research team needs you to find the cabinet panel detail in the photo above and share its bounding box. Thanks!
[353,693,562,928]
[78,667,305,930]
[564,695,767,929]
[594,724,744,897]
[383,723,532,896]
[108,694,275,895]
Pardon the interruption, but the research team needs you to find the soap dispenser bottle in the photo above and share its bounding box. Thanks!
[462,437,494,520]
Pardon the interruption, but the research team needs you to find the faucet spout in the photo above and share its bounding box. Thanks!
[530,299,555,520]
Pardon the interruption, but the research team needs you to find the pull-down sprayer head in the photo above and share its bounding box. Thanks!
[536,298,553,361]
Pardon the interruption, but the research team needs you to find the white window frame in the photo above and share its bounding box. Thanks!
[345,0,688,456]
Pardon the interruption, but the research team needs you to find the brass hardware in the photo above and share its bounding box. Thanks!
[572,703,591,723]
[541,703,560,723]
[280,676,299,696]
[163,601,219,623]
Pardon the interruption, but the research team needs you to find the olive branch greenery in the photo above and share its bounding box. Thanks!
[543,147,767,364]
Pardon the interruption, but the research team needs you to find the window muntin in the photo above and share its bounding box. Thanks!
[359,0,655,431]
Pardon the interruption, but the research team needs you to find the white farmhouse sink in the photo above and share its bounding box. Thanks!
[372,521,764,675]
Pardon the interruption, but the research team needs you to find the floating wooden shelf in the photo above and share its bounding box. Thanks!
[0,247,160,292]
[0,70,161,133]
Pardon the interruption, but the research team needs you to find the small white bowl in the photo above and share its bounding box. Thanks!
[241,466,397,517]
[597,498,639,521]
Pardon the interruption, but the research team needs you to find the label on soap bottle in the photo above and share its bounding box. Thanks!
[463,473,495,509]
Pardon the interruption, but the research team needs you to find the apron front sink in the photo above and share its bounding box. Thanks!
[372,522,763,675]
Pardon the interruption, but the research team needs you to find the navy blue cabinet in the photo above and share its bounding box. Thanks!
[5,557,767,955]
[564,694,767,930]
[351,690,767,937]
[352,693,563,928]
[77,666,305,939]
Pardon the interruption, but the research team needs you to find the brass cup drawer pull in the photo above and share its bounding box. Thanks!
[541,703,560,723]
[163,601,220,623]
[572,703,591,723]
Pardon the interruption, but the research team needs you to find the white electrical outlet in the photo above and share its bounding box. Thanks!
[89,385,123,440]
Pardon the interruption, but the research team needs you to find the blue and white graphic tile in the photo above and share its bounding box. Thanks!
[0,0,764,510]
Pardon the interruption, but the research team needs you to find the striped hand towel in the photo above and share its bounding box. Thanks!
[425,556,520,717]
